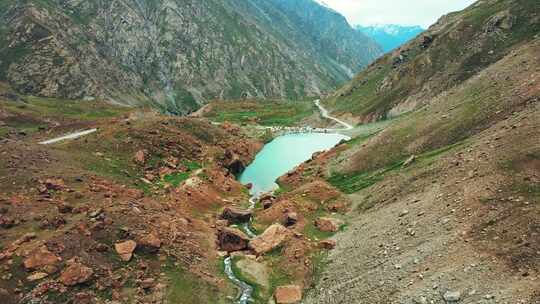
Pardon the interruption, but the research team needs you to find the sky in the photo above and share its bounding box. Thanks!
[318,0,477,28]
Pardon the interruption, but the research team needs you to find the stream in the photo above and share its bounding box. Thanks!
[223,101,351,303]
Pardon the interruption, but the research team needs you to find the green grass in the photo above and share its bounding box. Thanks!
[163,260,227,304]
[329,142,464,195]
[328,160,403,194]
[158,161,202,187]
[309,251,330,288]
[0,96,128,121]
[204,100,316,126]
[184,160,203,171]
[162,172,190,187]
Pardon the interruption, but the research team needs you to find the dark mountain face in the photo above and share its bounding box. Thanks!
[356,24,424,52]
[0,0,382,114]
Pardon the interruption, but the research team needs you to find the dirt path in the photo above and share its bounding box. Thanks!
[314,99,353,130]
[38,128,98,145]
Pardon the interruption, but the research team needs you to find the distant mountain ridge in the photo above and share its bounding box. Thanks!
[0,0,382,114]
[356,24,424,52]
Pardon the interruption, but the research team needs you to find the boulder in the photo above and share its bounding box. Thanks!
[23,246,62,270]
[217,227,250,252]
[224,151,245,175]
[262,200,274,210]
[314,217,343,233]
[133,150,146,164]
[138,233,162,252]
[283,212,298,227]
[59,262,94,286]
[274,285,302,303]
[114,240,137,261]
[44,178,65,191]
[259,193,276,209]
[221,207,252,223]
[249,224,289,255]
[443,290,462,302]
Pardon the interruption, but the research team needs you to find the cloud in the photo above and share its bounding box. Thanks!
[319,0,477,28]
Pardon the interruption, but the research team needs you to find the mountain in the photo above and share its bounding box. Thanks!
[0,0,382,114]
[356,24,424,52]
[327,0,539,123]
[302,0,540,301]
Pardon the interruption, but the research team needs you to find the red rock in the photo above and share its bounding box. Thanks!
[114,240,137,261]
[59,261,93,286]
[249,224,289,255]
[314,217,344,233]
[274,285,302,303]
[217,227,250,252]
[138,233,161,252]
[23,246,62,270]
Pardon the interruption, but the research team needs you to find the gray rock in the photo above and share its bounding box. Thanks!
[443,290,462,302]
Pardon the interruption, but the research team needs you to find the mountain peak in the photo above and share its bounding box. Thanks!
[356,24,424,52]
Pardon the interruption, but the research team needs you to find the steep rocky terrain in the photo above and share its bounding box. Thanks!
[0,84,264,303]
[326,0,539,123]
[277,0,540,303]
[0,0,382,114]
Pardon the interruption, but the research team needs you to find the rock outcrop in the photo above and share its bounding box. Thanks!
[217,227,250,252]
[221,207,252,223]
[249,224,290,255]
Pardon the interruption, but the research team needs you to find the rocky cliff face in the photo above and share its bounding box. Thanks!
[0,0,382,114]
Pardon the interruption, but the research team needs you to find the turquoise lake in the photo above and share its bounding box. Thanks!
[239,132,349,195]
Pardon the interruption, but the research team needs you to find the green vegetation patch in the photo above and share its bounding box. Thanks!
[0,96,128,121]
[163,261,227,304]
[329,142,464,194]
[161,172,190,187]
[204,100,316,126]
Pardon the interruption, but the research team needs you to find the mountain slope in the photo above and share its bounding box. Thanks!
[0,0,382,114]
[325,0,539,123]
[356,24,424,52]
[261,1,539,303]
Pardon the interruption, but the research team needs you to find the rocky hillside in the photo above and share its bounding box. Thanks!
[0,84,264,303]
[356,24,424,52]
[325,0,539,123]
[0,0,382,114]
[279,0,540,303]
